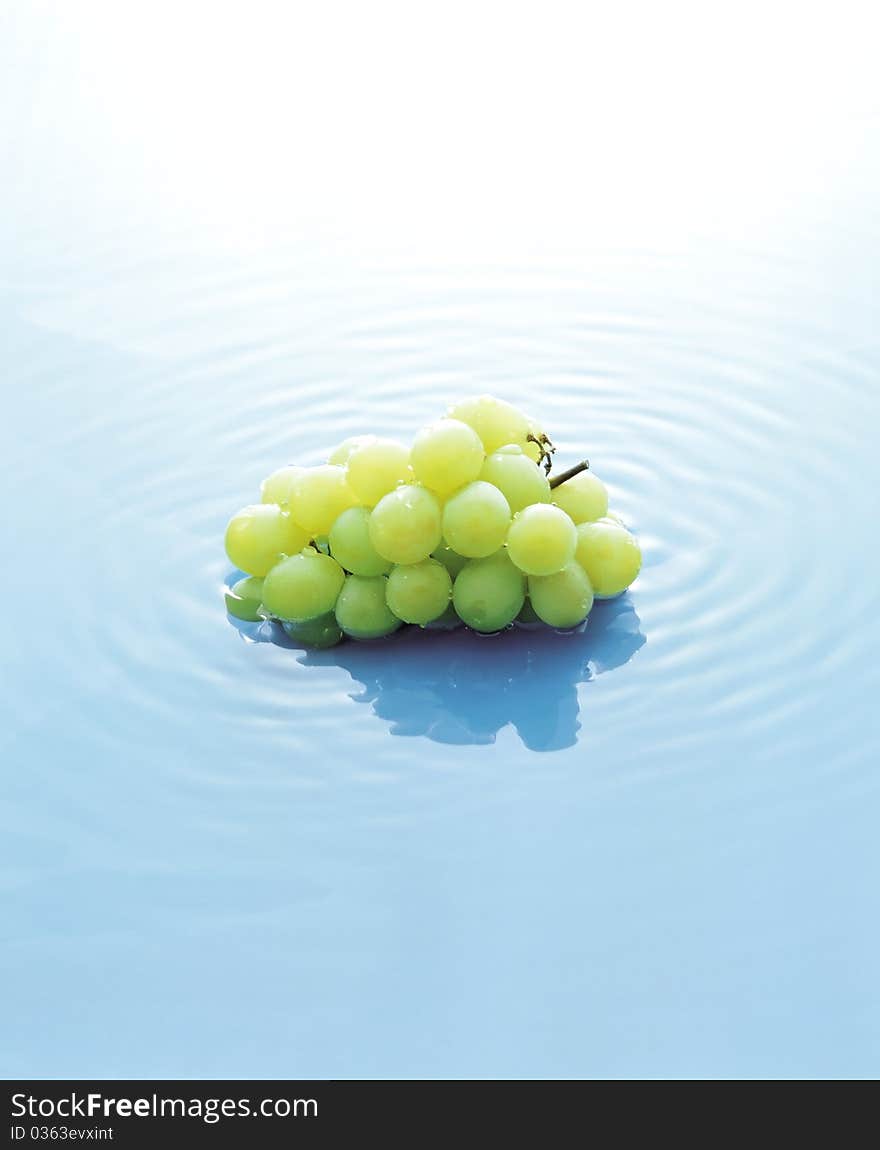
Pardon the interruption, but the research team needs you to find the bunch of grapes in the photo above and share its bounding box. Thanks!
[224,395,641,648]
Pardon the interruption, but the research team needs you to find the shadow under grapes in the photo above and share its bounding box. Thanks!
[229,594,645,751]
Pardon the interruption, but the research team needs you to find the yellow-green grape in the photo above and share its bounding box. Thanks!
[328,507,392,576]
[528,563,594,628]
[328,434,376,466]
[224,576,265,621]
[574,521,642,598]
[431,540,469,578]
[225,504,310,577]
[368,485,443,565]
[282,613,345,649]
[447,395,531,455]
[260,464,305,508]
[441,480,511,558]
[385,559,452,625]
[480,444,551,513]
[598,511,625,526]
[261,548,345,621]
[506,503,577,576]
[345,438,412,506]
[409,419,484,495]
[335,575,402,639]
[452,550,526,633]
[290,465,358,535]
[551,470,608,524]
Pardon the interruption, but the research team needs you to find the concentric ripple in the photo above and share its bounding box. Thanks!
[2,205,880,1091]
[2,241,878,792]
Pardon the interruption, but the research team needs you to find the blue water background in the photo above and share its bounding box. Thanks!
[1,3,879,1077]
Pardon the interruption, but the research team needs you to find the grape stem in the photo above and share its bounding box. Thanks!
[527,432,555,474]
[548,460,589,489]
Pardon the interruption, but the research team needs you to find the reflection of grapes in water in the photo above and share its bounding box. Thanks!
[229,595,645,751]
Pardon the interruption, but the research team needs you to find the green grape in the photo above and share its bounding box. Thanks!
[289,465,358,535]
[224,576,266,621]
[335,575,402,639]
[282,613,345,648]
[385,559,452,625]
[442,480,511,558]
[480,444,551,512]
[506,503,577,576]
[328,507,392,575]
[598,511,625,526]
[261,548,345,621]
[574,521,642,598]
[431,539,469,578]
[345,438,412,506]
[368,485,443,565]
[328,434,376,466]
[225,504,311,577]
[551,470,608,524]
[425,603,464,630]
[260,464,305,508]
[447,395,531,455]
[528,563,594,628]
[409,418,485,495]
[452,550,526,633]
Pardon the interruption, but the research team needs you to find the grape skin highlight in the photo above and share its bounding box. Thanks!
[290,466,358,536]
[528,563,594,628]
[368,485,443,565]
[261,549,345,621]
[574,521,642,598]
[224,575,266,621]
[328,507,392,576]
[431,540,469,578]
[328,435,377,466]
[345,438,412,506]
[506,503,577,577]
[260,465,305,509]
[409,419,485,496]
[452,550,526,633]
[225,504,311,577]
[335,575,402,639]
[480,445,551,513]
[551,470,608,524]
[385,559,452,625]
[447,395,531,455]
[442,480,511,558]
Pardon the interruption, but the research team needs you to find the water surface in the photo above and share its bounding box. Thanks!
[2,4,879,1078]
